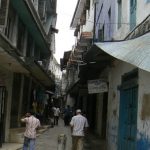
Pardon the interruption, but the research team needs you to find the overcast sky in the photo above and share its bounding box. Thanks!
[54,0,78,63]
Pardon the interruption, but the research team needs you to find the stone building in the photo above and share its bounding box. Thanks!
[0,0,58,147]
[61,0,150,149]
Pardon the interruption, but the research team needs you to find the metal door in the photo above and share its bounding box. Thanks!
[118,86,138,150]
[130,0,136,30]
[0,87,6,147]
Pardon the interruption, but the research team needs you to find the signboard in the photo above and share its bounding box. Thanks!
[88,79,108,94]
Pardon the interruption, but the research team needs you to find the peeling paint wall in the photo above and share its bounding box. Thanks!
[107,62,150,150]
[137,69,150,149]
[107,60,135,150]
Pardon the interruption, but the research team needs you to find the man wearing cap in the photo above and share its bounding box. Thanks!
[70,109,89,150]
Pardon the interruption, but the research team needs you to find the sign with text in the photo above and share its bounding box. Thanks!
[88,79,108,94]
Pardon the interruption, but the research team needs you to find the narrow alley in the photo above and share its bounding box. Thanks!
[0,119,106,150]
[0,0,150,150]
[35,120,106,150]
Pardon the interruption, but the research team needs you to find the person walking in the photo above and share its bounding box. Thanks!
[70,109,89,150]
[64,105,72,126]
[21,112,41,150]
[53,106,60,125]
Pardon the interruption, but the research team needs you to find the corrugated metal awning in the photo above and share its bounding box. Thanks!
[95,32,150,72]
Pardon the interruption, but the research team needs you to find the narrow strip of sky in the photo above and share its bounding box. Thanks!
[55,0,78,63]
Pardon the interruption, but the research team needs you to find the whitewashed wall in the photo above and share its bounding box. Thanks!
[83,0,95,32]
[137,69,150,149]
[114,0,150,40]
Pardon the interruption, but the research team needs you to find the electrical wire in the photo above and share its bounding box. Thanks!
[58,11,135,25]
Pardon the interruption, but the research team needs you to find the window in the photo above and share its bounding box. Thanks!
[130,0,136,30]
[118,0,122,29]
[38,0,46,20]
[26,34,34,57]
[0,0,9,27]
[98,25,104,41]
[4,5,15,40]
[108,8,111,38]
[145,0,150,2]
[17,19,25,53]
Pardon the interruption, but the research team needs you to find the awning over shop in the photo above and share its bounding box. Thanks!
[10,0,50,56]
[95,32,150,72]
[0,33,29,74]
[25,58,55,88]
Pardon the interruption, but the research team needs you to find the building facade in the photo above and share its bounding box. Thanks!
[61,0,150,150]
[0,0,58,147]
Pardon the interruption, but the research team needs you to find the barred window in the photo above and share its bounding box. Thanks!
[0,0,9,27]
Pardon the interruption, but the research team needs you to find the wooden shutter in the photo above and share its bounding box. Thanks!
[0,0,9,27]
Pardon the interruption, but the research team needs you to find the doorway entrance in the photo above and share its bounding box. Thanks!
[118,70,138,150]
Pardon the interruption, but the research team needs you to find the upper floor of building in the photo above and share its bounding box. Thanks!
[95,0,150,41]
[0,0,58,70]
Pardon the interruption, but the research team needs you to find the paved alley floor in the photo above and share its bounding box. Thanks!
[35,119,107,150]
[0,119,107,150]
[35,119,72,150]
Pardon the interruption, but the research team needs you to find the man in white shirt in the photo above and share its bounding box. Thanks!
[21,112,41,150]
[53,107,60,125]
[70,109,89,150]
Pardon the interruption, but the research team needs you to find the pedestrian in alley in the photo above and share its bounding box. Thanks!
[21,111,41,150]
[70,109,89,150]
[53,106,60,125]
[64,105,72,126]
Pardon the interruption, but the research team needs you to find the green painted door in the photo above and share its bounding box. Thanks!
[118,86,138,150]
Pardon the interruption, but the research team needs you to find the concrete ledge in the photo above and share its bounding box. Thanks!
[9,125,50,144]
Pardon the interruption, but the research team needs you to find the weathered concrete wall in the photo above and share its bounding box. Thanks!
[66,94,75,107]
[83,0,94,32]
[5,72,14,142]
[137,0,150,24]
[137,69,150,149]
[95,93,103,136]
[107,63,150,150]
[107,61,135,150]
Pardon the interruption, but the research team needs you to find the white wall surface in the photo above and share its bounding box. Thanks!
[137,69,150,149]
[113,0,150,40]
